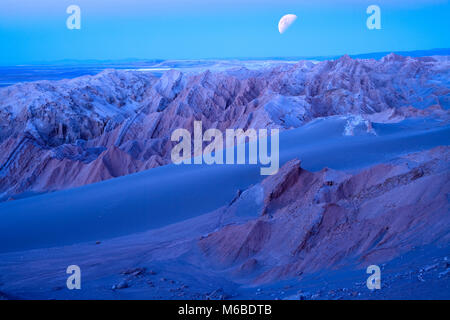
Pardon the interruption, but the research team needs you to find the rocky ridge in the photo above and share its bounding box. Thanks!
[0,54,448,200]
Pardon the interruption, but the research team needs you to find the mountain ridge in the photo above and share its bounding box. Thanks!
[0,54,449,201]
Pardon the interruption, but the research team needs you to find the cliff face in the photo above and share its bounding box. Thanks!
[0,55,449,200]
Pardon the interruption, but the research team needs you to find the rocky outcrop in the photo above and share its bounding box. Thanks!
[198,147,450,284]
[0,55,449,200]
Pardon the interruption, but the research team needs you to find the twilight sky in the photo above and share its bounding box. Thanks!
[0,0,449,65]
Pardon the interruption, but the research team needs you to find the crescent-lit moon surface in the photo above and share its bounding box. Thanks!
[278,14,297,34]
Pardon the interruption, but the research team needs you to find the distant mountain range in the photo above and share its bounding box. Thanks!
[8,48,450,66]
[347,48,450,60]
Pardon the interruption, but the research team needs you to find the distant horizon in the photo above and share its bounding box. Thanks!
[1,47,449,67]
[1,0,449,65]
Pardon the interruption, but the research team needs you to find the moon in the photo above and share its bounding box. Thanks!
[278,14,297,34]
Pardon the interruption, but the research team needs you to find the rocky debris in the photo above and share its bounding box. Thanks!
[298,292,312,300]
[113,267,149,290]
[120,267,146,277]
[421,263,439,273]
[112,280,129,290]
[1,55,449,201]
[438,269,450,279]
[206,288,229,300]
[283,290,312,300]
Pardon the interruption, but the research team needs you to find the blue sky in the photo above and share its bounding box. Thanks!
[0,0,449,65]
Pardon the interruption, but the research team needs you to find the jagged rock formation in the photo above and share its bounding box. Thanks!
[199,147,450,284]
[0,55,449,200]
